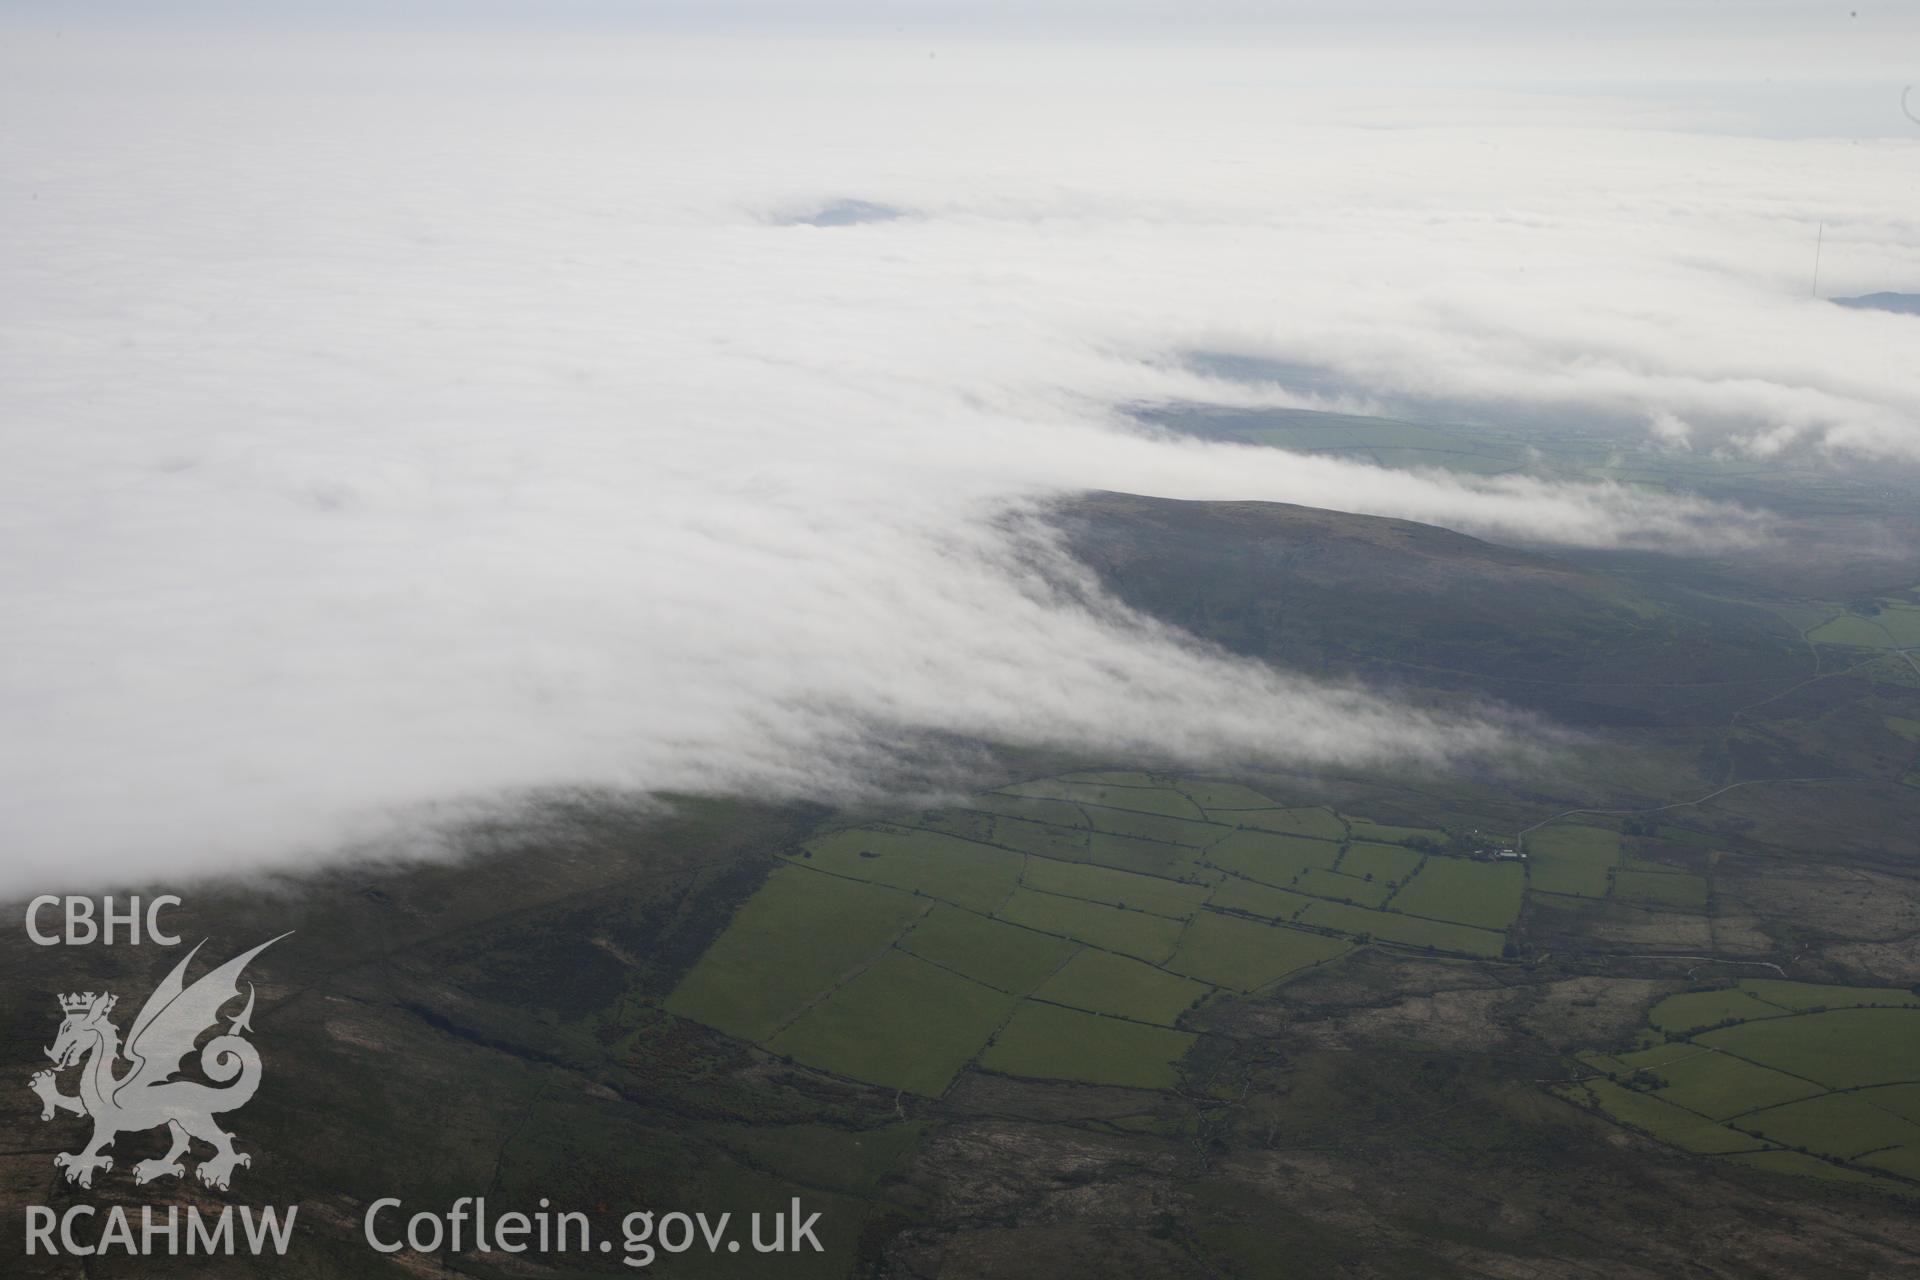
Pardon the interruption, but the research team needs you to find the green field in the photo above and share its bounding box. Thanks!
[1084,830,1210,878]
[1736,1092,1920,1160]
[1561,1079,1768,1154]
[766,949,1018,1096]
[896,905,1077,993]
[1033,948,1211,1025]
[1165,912,1351,988]
[1204,829,1339,884]
[995,887,1186,962]
[1339,841,1424,884]
[1648,985,1794,1034]
[1346,818,1444,847]
[1389,857,1524,929]
[1216,807,1348,840]
[1525,824,1619,897]
[967,793,1090,829]
[665,867,927,1042]
[975,813,1090,860]
[1021,855,1211,917]
[1854,1083,1920,1124]
[1003,777,1206,819]
[1207,875,1316,921]
[1563,981,1920,1194]
[1176,780,1284,810]
[1648,1050,1823,1120]
[1808,603,1920,648]
[979,1002,1195,1090]
[796,826,1023,913]
[1297,866,1392,907]
[1697,1008,1920,1089]
[1080,805,1226,847]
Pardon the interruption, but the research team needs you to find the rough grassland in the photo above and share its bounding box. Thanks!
[1033,949,1211,1026]
[1613,868,1709,909]
[765,949,1018,1096]
[979,1002,1195,1089]
[665,867,927,1043]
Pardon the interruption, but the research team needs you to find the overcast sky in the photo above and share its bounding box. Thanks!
[1,8,1916,891]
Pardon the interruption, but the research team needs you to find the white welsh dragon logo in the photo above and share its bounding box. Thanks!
[28,934,288,1191]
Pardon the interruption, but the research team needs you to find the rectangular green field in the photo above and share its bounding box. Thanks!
[1207,876,1315,921]
[1389,858,1523,929]
[979,1002,1195,1090]
[1735,1092,1920,1160]
[1003,778,1205,819]
[665,867,928,1043]
[1204,829,1339,884]
[1859,1146,1920,1181]
[979,814,1089,860]
[1886,715,1920,744]
[1737,980,1920,1013]
[1344,817,1444,847]
[1651,1051,1825,1120]
[1613,869,1709,909]
[994,887,1186,962]
[1298,900,1505,956]
[1698,1009,1920,1089]
[1165,913,1351,990]
[1084,831,1209,879]
[797,826,1024,913]
[1081,805,1228,848]
[1218,807,1347,840]
[1339,842,1424,884]
[896,905,1078,994]
[1033,949,1211,1026]
[1178,780,1281,811]
[972,793,1090,828]
[1525,825,1619,875]
[1852,1084,1920,1125]
[765,949,1018,1096]
[1807,614,1898,647]
[1648,986,1795,1034]
[1726,1150,1881,1186]
[1296,867,1392,908]
[1569,1079,1770,1155]
[1610,1041,1715,1072]
[1021,857,1211,918]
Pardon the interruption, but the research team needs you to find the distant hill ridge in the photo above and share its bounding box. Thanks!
[1831,292,1920,315]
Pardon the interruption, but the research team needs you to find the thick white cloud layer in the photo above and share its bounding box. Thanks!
[1,27,1913,889]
